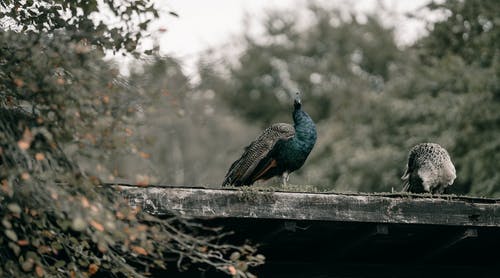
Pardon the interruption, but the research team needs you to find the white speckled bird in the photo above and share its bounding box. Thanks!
[401,143,456,194]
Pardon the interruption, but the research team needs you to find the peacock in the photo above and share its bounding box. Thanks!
[222,92,317,187]
[401,143,456,194]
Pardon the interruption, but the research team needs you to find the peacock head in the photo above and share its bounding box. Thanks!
[293,92,302,110]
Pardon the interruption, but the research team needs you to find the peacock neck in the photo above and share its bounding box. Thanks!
[291,109,317,151]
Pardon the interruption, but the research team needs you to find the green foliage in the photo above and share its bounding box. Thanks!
[0,2,263,277]
[417,0,500,67]
[199,5,400,127]
[0,0,159,54]
[198,0,500,196]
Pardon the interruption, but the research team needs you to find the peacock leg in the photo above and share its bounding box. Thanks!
[282,172,289,187]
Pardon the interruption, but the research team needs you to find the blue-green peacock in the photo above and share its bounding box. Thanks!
[222,92,317,187]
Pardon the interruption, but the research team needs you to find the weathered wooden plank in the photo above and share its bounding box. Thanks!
[116,185,500,227]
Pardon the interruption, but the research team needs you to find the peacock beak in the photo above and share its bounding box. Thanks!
[293,92,302,109]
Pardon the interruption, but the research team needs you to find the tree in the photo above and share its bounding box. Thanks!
[197,1,500,196]
[410,0,500,195]
[198,5,403,190]
[0,1,263,277]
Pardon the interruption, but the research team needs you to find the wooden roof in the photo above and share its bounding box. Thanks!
[115,185,500,278]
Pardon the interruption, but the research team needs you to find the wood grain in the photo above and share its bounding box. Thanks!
[116,185,500,227]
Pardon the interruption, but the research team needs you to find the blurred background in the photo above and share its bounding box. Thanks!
[83,0,499,196]
[1,1,498,275]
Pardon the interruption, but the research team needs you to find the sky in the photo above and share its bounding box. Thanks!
[123,0,432,76]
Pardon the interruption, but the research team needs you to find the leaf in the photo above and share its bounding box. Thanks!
[35,265,44,277]
[17,128,33,150]
[7,203,21,214]
[131,245,147,256]
[35,153,45,161]
[26,251,39,260]
[81,197,90,208]
[21,172,30,180]
[139,151,150,159]
[17,239,29,246]
[21,258,34,272]
[8,242,20,256]
[54,260,66,268]
[13,78,24,87]
[97,240,108,253]
[125,127,133,136]
[88,263,99,275]
[230,251,240,261]
[17,141,31,150]
[89,220,104,232]
[51,241,63,251]
[37,245,51,254]
[227,265,237,275]
[154,259,166,269]
[71,216,87,232]
[5,229,18,242]
[2,218,12,229]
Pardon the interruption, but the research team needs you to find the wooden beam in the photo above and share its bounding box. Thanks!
[333,224,389,259]
[116,185,500,227]
[423,228,478,261]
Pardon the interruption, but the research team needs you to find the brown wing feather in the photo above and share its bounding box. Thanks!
[222,123,295,186]
[249,158,278,184]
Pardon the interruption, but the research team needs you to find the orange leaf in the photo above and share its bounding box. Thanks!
[18,128,34,150]
[89,220,104,232]
[116,211,125,219]
[17,239,29,246]
[88,263,99,275]
[81,197,90,208]
[2,179,10,191]
[97,241,108,253]
[228,265,237,275]
[18,141,30,150]
[131,245,148,256]
[125,128,133,136]
[35,153,45,161]
[14,78,24,87]
[137,224,148,232]
[50,191,58,200]
[35,265,44,277]
[30,209,38,216]
[21,172,31,180]
[139,151,150,159]
[102,95,110,104]
[90,205,99,213]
